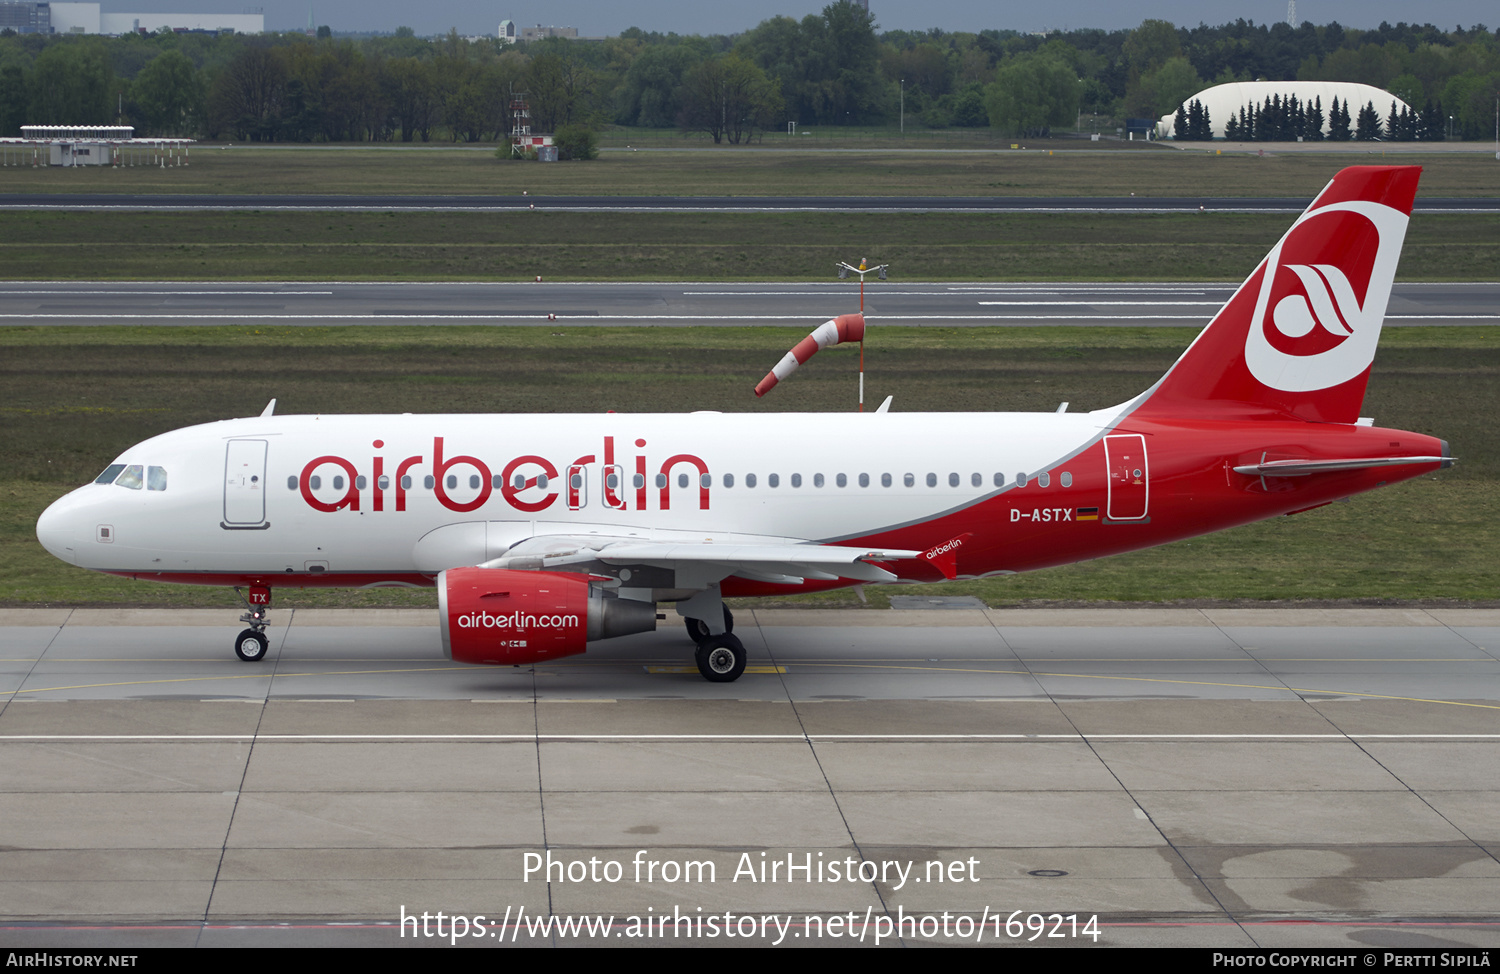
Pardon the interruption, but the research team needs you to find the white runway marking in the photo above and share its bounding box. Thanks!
[5,733,1498,741]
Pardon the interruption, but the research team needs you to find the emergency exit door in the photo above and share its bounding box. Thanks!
[1104,434,1149,521]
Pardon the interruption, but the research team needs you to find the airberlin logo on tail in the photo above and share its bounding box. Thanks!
[1244,200,1409,393]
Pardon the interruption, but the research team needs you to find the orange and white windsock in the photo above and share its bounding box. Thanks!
[753,313,865,397]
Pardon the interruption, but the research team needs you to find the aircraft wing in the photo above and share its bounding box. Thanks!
[480,535,923,584]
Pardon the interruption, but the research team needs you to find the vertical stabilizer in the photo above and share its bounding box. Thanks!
[1132,166,1420,424]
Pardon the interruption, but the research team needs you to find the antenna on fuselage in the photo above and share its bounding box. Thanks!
[259,399,276,417]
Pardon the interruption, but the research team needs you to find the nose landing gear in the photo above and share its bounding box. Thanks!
[234,584,272,662]
[235,627,269,662]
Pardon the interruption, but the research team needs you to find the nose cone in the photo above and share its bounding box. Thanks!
[36,489,84,565]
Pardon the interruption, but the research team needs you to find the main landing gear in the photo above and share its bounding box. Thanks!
[683,605,734,642]
[234,584,272,662]
[694,632,747,683]
[682,602,746,683]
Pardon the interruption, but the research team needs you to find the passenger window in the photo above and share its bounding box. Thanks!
[492,475,504,489]
[791,473,802,488]
[769,474,780,488]
[378,476,390,490]
[971,472,981,487]
[834,473,844,487]
[147,466,167,491]
[925,472,937,487]
[1016,473,1028,487]
[904,473,915,487]
[746,473,757,488]
[446,475,457,489]
[633,473,645,489]
[655,473,667,488]
[1038,472,1050,488]
[1061,471,1072,488]
[402,476,413,490]
[724,473,735,488]
[858,473,869,488]
[286,476,297,490]
[333,476,345,490]
[537,474,548,489]
[95,464,126,485]
[994,472,1005,487]
[424,475,435,489]
[679,473,690,488]
[700,473,711,488]
[881,473,892,487]
[116,465,144,489]
[310,475,322,489]
[356,475,367,490]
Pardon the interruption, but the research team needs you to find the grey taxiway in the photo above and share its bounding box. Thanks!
[1,605,1497,948]
[2,192,1497,214]
[2,280,1498,328]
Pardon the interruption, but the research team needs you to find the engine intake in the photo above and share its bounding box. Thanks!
[438,567,656,665]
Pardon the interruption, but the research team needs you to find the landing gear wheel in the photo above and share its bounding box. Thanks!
[235,628,269,662]
[694,633,747,683]
[684,606,735,642]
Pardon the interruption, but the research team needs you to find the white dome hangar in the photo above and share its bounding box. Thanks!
[1157,81,1414,139]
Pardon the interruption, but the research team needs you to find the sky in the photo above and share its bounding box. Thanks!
[92,1,1498,37]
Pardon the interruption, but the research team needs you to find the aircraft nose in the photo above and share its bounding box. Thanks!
[36,490,83,565]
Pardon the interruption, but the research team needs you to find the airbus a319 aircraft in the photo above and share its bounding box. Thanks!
[36,166,1449,682]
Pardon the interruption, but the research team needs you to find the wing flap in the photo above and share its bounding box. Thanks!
[480,536,920,584]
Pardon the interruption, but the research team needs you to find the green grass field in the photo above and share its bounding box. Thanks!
[4,325,1495,608]
[2,211,1497,281]
[1,141,1496,198]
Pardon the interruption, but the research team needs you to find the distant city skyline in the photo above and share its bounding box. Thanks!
[73,1,1499,37]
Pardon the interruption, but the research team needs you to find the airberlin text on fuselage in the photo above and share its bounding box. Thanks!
[298,436,711,515]
[457,611,579,630]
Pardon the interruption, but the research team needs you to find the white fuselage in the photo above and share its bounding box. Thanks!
[37,406,1130,581]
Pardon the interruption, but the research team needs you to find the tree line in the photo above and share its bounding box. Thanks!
[0,7,1496,142]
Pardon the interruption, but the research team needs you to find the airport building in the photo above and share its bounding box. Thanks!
[0,2,263,34]
[519,24,577,41]
[1157,81,1413,139]
[502,22,609,42]
[1,124,193,167]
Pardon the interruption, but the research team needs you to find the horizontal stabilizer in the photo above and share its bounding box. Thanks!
[1233,456,1448,477]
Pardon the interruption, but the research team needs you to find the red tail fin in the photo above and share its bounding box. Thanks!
[1133,166,1420,424]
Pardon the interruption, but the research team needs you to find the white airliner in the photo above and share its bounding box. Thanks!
[36,166,1449,681]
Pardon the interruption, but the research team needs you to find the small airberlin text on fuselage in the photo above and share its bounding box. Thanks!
[456,611,581,630]
[297,435,711,515]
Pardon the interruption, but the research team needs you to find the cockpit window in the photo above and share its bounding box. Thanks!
[147,466,168,491]
[94,464,126,485]
[115,465,144,490]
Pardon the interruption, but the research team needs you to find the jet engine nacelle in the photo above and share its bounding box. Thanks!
[438,567,657,665]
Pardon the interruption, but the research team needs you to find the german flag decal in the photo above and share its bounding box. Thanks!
[1076,507,1100,521]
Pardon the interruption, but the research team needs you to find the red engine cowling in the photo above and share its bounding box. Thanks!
[438,567,656,666]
